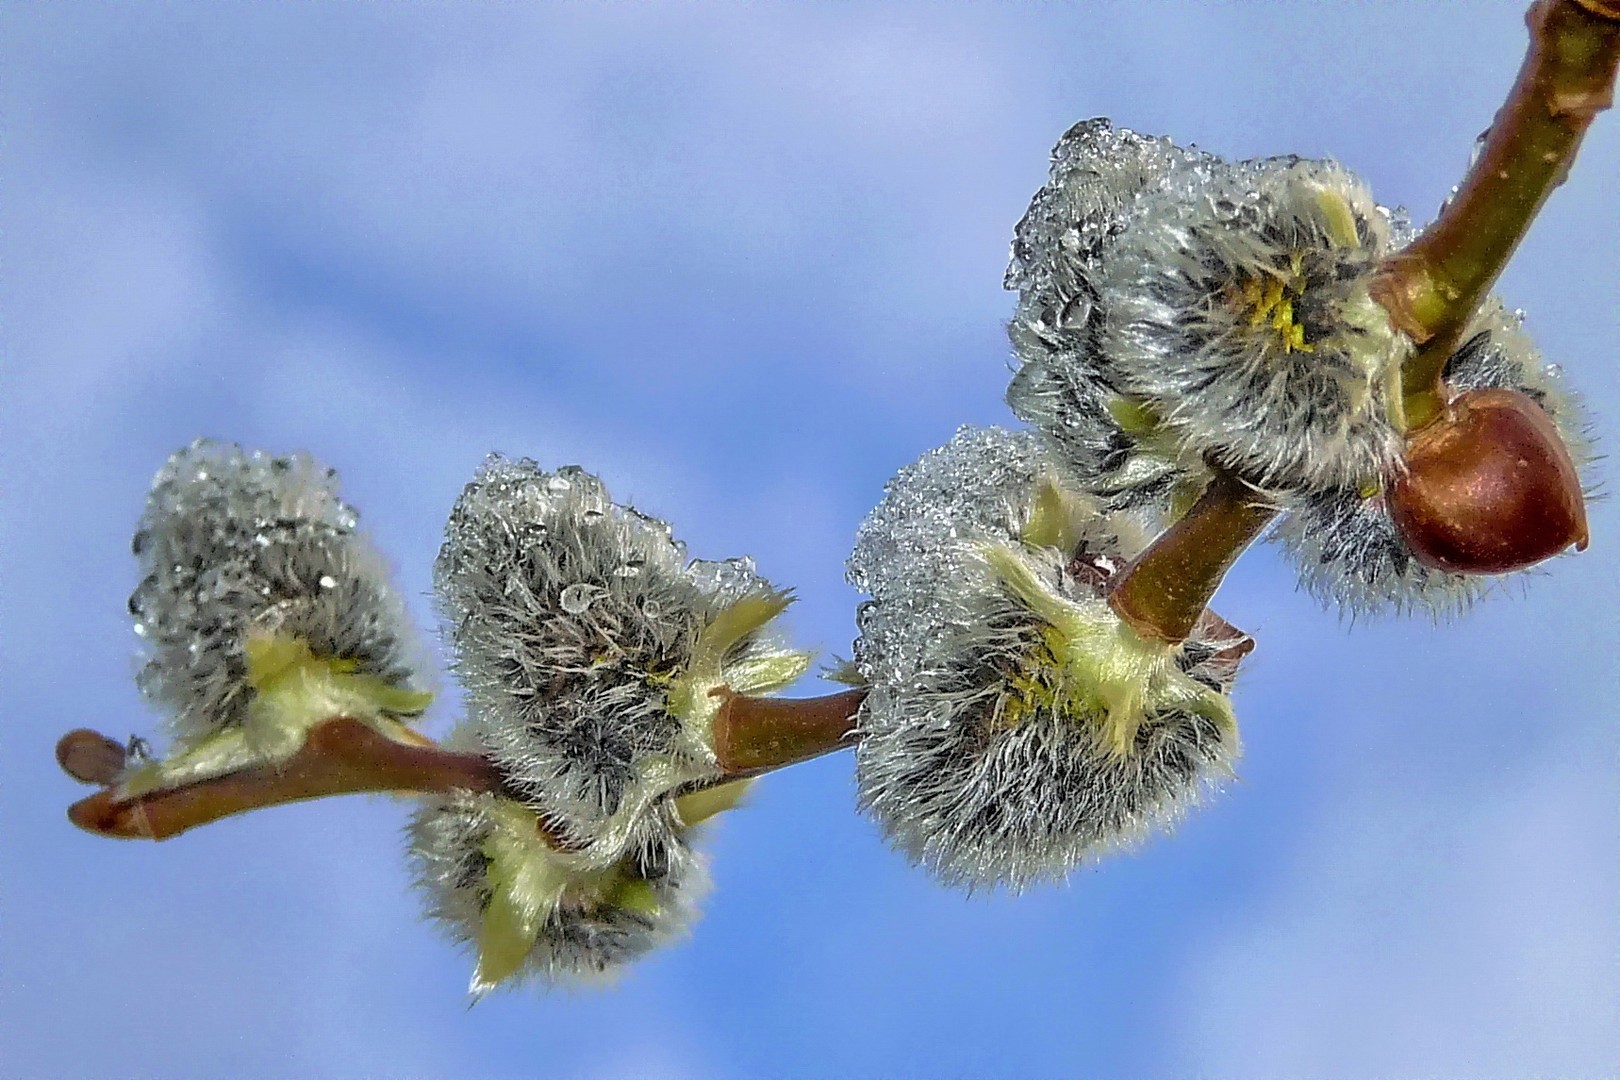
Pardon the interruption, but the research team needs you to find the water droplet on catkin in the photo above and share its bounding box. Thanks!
[559,583,596,614]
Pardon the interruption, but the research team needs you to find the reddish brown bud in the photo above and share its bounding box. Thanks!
[1389,387,1588,574]
[56,729,128,786]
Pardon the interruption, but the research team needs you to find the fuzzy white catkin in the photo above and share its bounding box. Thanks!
[407,782,707,990]
[1272,297,1595,617]
[1098,155,1410,494]
[434,455,801,849]
[1005,118,1211,514]
[128,439,425,743]
[849,427,1245,890]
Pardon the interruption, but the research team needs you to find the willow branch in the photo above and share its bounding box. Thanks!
[62,719,510,841]
[1107,470,1276,645]
[1373,0,1620,430]
[710,688,865,774]
[59,690,865,842]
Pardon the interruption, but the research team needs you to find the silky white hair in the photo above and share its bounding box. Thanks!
[1005,118,1211,515]
[849,427,1244,890]
[435,455,798,848]
[128,439,425,743]
[1099,156,1410,493]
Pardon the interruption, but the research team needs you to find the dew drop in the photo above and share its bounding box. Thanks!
[318,574,338,589]
[559,583,596,614]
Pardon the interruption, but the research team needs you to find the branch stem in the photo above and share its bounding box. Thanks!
[1374,0,1620,429]
[1107,471,1275,645]
[710,688,865,774]
[64,718,508,841]
[59,690,865,842]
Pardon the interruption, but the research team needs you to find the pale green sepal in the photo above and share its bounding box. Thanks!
[245,633,433,721]
[982,543,1095,638]
[982,542,1237,758]
[1020,476,1090,554]
[1313,185,1363,251]
[472,801,572,995]
[336,675,433,718]
[820,657,869,688]
[666,588,798,759]
[724,649,814,697]
[673,777,754,827]
[1106,395,1211,497]
[668,589,796,719]
[1106,394,1164,436]
[126,631,431,795]
[604,878,662,920]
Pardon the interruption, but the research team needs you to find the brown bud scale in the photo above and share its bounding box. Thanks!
[56,729,129,786]
[1389,387,1588,574]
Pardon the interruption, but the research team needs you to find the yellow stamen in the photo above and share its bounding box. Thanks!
[1237,264,1315,355]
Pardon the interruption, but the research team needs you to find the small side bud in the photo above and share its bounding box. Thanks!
[56,730,129,786]
[1271,297,1593,616]
[1389,387,1588,574]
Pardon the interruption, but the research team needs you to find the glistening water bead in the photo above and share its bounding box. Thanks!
[433,455,810,858]
[128,440,427,749]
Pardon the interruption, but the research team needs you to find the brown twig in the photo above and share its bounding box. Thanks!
[1373,0,1620,430]
[710,688,865,774]
[59,690,866,842]
[63,718,509,841]
[1107,471,1276,646]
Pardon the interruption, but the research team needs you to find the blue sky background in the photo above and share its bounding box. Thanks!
[3,3,1616,1077]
